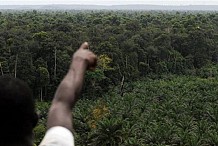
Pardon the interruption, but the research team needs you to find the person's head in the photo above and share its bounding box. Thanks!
[0,75,38,146]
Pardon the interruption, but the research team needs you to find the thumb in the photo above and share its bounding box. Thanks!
[79,42,89,50]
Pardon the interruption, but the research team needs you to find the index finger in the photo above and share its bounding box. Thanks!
[79,42,89,50]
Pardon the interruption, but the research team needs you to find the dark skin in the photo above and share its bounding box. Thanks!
[47,42,97,131]
[0,43,95,146]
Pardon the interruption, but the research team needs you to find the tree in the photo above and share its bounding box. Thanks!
[36,67,50,101]
[90,118,124,146]
[84,54,113,98]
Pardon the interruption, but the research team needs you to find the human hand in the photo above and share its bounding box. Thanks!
[46,42,97,131]
[72,42,97,71]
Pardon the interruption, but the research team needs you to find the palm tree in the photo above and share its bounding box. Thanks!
[89,118,124,146]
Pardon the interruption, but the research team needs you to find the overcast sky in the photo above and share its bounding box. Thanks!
[0,0,218,5]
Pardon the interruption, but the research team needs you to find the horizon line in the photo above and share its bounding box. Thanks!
[1,4,218,6]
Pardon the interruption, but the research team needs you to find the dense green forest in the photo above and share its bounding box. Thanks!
[1,10,218,145]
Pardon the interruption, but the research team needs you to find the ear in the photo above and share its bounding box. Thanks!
[32,112,38,128]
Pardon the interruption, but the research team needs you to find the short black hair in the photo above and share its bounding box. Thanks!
[0,75,37,145]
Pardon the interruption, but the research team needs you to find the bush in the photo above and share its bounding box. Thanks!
[34,124,46,145]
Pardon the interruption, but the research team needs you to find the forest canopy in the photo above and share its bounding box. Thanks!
[0,10,218,99]
[1,10,218,145]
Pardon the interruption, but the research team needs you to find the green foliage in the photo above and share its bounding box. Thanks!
[36,67,50,100]
[34,124,46,145]
[1,10,218,145]
[34,102,50,145]
[197,64,218,78]
[71,75,218,145]
[36,67,50,86]
[90,118,124,146]
[0,11,218,99]
[36,101,50,121]
[84,54,114,98]
[33,31,48,41]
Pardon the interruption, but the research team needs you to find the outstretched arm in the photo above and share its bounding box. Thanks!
[47,42,97,131]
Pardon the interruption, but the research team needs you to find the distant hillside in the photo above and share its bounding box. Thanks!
[0,4,218,11]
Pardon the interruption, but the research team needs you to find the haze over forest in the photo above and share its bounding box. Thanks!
[0,4,218,11]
